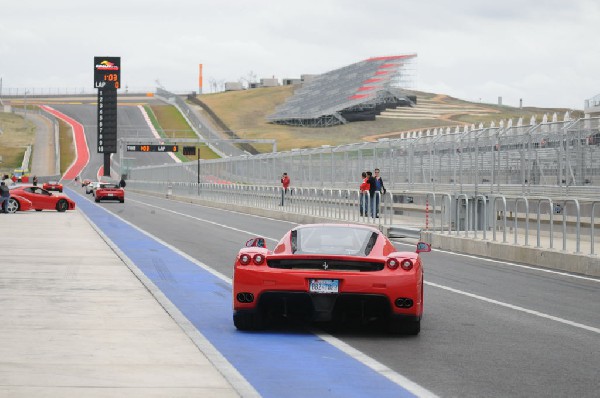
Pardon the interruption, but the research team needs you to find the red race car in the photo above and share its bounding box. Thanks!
[233,223,431,335]
[42,181,63,192]
[5,193,34,213]
[10,186,75,212]
[94,182,124,203]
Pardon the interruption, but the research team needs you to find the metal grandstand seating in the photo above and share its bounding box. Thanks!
[267,55,417,127]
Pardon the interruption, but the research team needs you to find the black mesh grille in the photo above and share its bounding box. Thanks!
[267,259,384,272]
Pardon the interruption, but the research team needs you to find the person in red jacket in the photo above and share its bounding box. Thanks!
[280,172,290,206]
[359,171,370,216]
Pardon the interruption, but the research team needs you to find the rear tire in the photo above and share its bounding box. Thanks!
[6,198,20,213]
[56,199,68,212]
[95,198,100,203]
[233,310,264,331]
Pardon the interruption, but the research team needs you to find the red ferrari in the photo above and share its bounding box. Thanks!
[10,186,75,212]
[42,181,63,192]
[94,183,124,203]
[233,224,431,335]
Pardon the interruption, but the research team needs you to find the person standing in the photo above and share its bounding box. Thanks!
[280,172,290,206]
[119,177,127,189]
[32,175,38,186]
[359,171,370,216]
[372,168,386,218]
[366,171,376,217]
[2,175,12,186]
[0,181,10,213]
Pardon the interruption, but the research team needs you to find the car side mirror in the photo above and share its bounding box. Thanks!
[416,242,431,253]
[245,237,267,249]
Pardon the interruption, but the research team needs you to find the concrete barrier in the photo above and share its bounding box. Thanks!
[422,231,600,277]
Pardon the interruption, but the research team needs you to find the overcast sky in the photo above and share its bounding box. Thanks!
[1,0,598,109]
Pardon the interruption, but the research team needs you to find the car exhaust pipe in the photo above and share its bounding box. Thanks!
[395,298,413,308]
[237,293,254,303]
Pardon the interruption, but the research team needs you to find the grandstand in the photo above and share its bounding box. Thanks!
[267,55,417,127]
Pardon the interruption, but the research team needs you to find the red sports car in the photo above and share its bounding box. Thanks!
[233,223,431,335]
[94,183,124,203]
[5,194,34,213]
[42,181,63,192]
[10,186,76,212]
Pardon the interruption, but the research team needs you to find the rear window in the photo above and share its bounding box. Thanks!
[292,226,378,256]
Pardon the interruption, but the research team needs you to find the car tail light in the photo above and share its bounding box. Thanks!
[386,258,399,270]
[239,254,251,265]
[253,254,265,265]
[400,259,413,271]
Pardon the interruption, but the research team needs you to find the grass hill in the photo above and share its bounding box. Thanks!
[197,86,583,152]
[0,112,36,174]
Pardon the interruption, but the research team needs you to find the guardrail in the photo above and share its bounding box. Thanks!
[128,180,600,256]
[128,115,600,195]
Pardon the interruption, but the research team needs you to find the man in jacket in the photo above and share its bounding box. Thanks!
[372,168,386,218]
[0,181,10,213]
[366,171,377,217]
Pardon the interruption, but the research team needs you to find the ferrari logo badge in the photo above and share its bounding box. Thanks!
[322,261,329,270]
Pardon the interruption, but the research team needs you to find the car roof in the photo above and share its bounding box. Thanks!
[294,223,380,233]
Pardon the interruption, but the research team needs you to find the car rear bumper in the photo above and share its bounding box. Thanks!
[96,195,124,201]
[233,268,422,320]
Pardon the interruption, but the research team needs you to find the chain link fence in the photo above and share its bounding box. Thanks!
[127,116,600,198]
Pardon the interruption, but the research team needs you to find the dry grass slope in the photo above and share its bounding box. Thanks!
[199,87,582,152]
[0,112,36,173]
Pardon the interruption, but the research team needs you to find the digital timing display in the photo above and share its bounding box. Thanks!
[127,145,179,152]
[95,56,120,154]
[94,57,121,89]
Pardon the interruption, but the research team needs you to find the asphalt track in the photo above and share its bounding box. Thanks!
[48,100,174,180]
[69,187,428,398]
[34,100,600,397]
[69,186,600,398]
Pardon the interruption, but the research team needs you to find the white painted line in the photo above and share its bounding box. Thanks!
[131,191,299,226]
[425,281,600,334]
[313,330,439,398]
[129,197,283,243]
[392,241,600,283]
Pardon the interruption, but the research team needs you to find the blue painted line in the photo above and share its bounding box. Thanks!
[68,188,418,398]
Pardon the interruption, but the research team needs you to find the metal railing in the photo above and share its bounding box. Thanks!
[128,115,600,198]
[128,180,600,256]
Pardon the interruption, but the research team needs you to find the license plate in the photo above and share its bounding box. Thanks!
[108,193,114,196]
[309,279,339,294]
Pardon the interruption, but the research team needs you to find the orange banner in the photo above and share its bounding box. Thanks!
[199,64,203,92]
